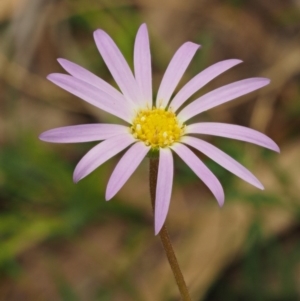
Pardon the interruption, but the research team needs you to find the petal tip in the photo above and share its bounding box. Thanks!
[253,77,271,87]
[234,59,243,64]
[93,29,105,39]
[154,217,164,236]
[255,180,265,190]
[186,41,201,50]
[154,224,162,236]
[93,28,102,35]
[218,198,225,207]
[47,73,57,81]
[269,141,280,153]
[105,189,114,201]
[38,133,45,141]
[57,58,70,69]
[261,78,271,86]
[139,23,147,30]
[38,131,53,142]
[93,29,103,42]
[72,172,81,184]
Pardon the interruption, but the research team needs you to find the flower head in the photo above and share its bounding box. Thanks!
[40,24,279,235]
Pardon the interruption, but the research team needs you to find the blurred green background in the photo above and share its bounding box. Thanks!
[1,0,300,300]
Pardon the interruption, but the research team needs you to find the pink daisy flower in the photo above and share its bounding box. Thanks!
[40,24,279,235]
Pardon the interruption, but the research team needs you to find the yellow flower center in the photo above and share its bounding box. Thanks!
[131,107,185,149]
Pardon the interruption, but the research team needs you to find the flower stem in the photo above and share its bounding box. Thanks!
[149,158,192,301]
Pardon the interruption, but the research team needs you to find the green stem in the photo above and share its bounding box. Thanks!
[149,158,192,301]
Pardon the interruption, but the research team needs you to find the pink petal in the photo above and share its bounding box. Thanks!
[171,143,224,206]
[155,148,174,235]
[134,24,152,107]
[178,78,270,122]
[73,134,136,182]
[170,59,242,112]
[105,142,150,200]
[47,73,133,123]
[181,136,264,189]
[156,42,200,108]
[93,29,142,106]
[57,58,134,109]
[39,124,129,143]
[185,122,280,152]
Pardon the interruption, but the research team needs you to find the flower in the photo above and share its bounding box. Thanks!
[39,24,279,235]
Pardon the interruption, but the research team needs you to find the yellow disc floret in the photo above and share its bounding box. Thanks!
[131,107,185,149]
